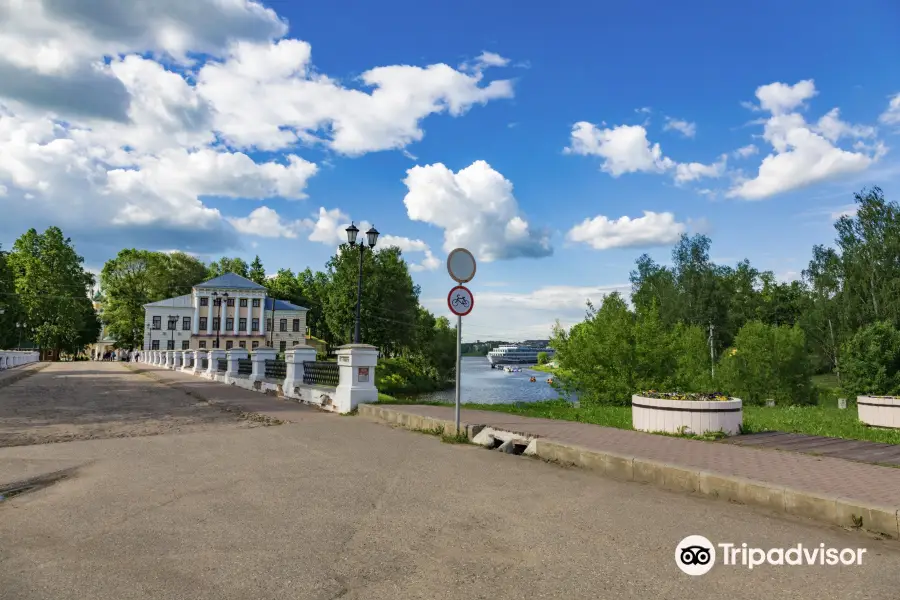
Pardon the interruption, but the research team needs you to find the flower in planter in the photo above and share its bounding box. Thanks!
[639,391,734,402]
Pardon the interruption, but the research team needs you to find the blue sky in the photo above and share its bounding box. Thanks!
[0,0,898,341]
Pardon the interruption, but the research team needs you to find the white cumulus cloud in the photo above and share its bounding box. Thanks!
[402,160,552,262]
[565,122,675,176]
[728,80,884,200]
[663,117,697,138]
[566,211,687,250]
[228,206,307,238]
[880,93,900,126]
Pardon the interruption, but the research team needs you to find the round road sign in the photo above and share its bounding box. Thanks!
[447,248,476,283]
[448,285,474,317]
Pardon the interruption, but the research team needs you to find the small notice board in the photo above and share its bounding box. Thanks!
[358,367,369,382]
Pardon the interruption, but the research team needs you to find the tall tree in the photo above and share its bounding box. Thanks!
[297,268,331,342]
[100,249,157,350]
[266,268,303,305]
[8,227,97,356]
[0,246,21,349]
[249,255,267,285]
[207,257,250,279]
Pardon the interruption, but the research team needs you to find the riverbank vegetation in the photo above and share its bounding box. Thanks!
[549,188,900,415]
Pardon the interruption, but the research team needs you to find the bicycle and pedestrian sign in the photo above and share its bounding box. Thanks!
[448,285,474,317]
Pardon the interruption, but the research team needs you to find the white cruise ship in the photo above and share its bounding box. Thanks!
[487,344,555,366]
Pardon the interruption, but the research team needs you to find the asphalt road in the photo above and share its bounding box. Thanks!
[1,363,897,599]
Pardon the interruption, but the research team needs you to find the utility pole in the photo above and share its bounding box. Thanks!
[708,322,715,380]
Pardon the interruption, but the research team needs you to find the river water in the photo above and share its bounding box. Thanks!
[413,356,570,405]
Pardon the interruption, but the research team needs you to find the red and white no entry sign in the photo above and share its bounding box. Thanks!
[447,285,474,317]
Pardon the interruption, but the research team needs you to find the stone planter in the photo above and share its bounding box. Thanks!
[631,394,743,436]
[857,396,900,429]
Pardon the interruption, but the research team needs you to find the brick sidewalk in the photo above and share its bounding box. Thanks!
[381,404,900,508]
[127,364,323,424]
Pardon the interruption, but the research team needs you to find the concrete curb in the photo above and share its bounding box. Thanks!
[0,362,49,389]
[360,405,900,539]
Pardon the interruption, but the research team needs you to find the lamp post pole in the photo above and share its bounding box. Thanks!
[345,223,379,344]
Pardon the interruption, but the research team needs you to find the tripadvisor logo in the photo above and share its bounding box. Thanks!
[675,535,867,575]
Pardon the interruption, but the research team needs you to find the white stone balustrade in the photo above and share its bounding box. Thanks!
[181,350,195,372]
[0,350,40,369]
[193,350,207,375]
[283,345,317,394]
[250,347,277,382]
[173,350,183,369]
[334,344,379,413]
[206,349,225,379]
[225,348,249,379]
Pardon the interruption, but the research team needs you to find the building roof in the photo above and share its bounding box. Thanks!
[194,272,266,290]
[267,298,307,311]
[144,294,193,308]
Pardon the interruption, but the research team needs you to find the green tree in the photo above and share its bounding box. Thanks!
[718,321,815,405]
[8,227,98,356]
[249,255,267,285]
[207,257,250,279]
[841,321,900,396]
[669,323,714,392]
[324,245,418,354]
[266,268,303,305]
[297,268,331,342]
[99,249,156,350]
[633,303,673,391]
[0,246,21,348]
[536,351,549,365]
[553,293,635,405]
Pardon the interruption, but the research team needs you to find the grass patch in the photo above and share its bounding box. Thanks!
[376,396,900,445]
[408,423,471,444]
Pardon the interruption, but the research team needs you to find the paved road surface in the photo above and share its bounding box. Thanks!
[1,362,898,599]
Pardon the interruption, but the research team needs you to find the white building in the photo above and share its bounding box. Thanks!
[143,272,309,353]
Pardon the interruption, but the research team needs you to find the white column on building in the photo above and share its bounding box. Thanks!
[206,295,213,334]
[233,295,240,335]
[260,294,267,339]
[220,296,227,335]
[192,293,200,334]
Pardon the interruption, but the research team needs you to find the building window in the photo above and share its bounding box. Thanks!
[167,316,177,330]
[152,316,161,329]
[167,339,175,350]
[240,298,248,307]
[226,340,233,350]
[267,318,272,331]
[279,318,287,332]
[199,341,207,349]
[279,341,287,352]
[226,318,234,330]
[252,298,261,308]
[213,297,221,306]
[239,341,246,349]
[292,319,300,332]
[252,341,259,349]
[151,340,160,350]
[182,317,191,330]
[251,318,259,331]
[199,317,207,330]
[212,339,219,349]
[212,317,220,330]
[266,340,273,347]
[182,340,190,350]
[200,297,209,306]
[239,318,246,331]
[227,298,235,307]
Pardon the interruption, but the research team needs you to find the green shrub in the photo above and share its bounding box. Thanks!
[841,321,900,396]
[375,356,448,396]
[537,351,549,365]
[669,323,714,392]
[718,321,815,405]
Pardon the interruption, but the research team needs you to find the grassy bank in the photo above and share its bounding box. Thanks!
[373,396,900,445]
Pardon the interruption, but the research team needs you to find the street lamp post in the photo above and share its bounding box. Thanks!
[168,314,176,350]
[16,322,23,349]
[212,291,229,349]
[345,222,379,344]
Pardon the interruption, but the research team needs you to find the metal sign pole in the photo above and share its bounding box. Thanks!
[455,313,462,433]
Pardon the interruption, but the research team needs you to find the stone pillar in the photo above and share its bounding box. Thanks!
[283,345,317,396]
[193,350,207,375]
[260,296,267,338]
[226,348,249,379]
[192,293,200,334]
[165,351,173,368]
[334,344,379,413]
[151,351,158,365]
[181,350,195,372]
[250,347,277,382]
[206,297,213,334]
[231,296,241,336]
[207,349,225,379]
[173,350,183,369]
